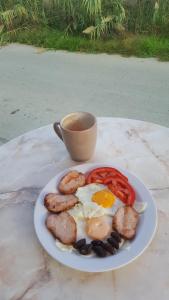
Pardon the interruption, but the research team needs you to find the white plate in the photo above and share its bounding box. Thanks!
[34,163,157,272]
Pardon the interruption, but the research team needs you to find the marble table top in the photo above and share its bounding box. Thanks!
[0,117,169,300]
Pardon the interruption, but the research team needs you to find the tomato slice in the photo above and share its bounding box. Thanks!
[104,176,135,205]
[86,167,135,205]
[86,167,128,184]
[86,173,104,184]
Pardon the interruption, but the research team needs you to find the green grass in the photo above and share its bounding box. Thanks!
[7,27,169,61]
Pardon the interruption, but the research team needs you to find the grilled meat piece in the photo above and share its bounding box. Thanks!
[44,193,78,213]
[113,206,139,240]
[58,170,86,194]
[46,212,77,245]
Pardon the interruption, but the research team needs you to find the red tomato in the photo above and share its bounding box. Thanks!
[104,176,135,205]
[86,167,128,184]
[86,167,135,205]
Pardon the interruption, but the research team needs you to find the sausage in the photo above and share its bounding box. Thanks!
[46,212,77,245]
[44,193,78,213]
[58,170,86,194]
[113,206,139,240]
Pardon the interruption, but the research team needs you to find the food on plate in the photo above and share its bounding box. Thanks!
[107,237,119,249]
[134,201,147,213]
[79,244,93,255]
[104,177,135,206]
[91,240,104,246]
[55,240,73,252]
[75,183,107,218]
[102,242,115,255]
[44,193,78,213]
[73,231,122,257]
[58,170,86,194]
[111,231,122,243]
[86,167,128,184]
[73,239,92,255]
[92,245,107,257]
[75,183,122,218]
[86,216,111,240]
[44,166,144,258]
[113,206,139,239]
[86,167,135,206]
[46,212,77,245]
[73,238,86,249]
[92,189,115,208]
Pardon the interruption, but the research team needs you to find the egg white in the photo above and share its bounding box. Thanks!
[56,183,124,252]
[75,183,123,218]
[134,201,147,213]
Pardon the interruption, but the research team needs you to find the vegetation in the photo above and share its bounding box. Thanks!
[0,0,169,60]
[8,27,168,61]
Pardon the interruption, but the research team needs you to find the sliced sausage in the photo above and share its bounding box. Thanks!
[46,212,77,245]
[58,170,86,194]
[44,193,78,213]
[113,206,139,240]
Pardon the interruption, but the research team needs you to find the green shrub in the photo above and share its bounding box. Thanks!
[0,0,169,41]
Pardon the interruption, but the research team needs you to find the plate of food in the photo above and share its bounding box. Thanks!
[34,163,157,272]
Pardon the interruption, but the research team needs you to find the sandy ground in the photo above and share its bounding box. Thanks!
[0,44,169,144]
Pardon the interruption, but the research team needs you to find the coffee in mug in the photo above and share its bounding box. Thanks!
[53,112,97,162]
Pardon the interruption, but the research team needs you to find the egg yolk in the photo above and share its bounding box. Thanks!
[92,189,115,208]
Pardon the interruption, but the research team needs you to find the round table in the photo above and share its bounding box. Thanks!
[0,118,169,300]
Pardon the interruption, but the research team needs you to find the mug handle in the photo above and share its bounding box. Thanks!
[53,122,63,141]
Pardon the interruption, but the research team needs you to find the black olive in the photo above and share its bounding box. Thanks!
[102,243,115,255]
[107,237,119,249]
[80,244,92,255]
[73,239,86,249]
[92,245,107,257]
[91,240,104,246]
[111,231,121,243]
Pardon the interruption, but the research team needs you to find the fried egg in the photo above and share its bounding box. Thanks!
[74,183,123,218]
[56,183,124,252]
[92,189,115,208]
